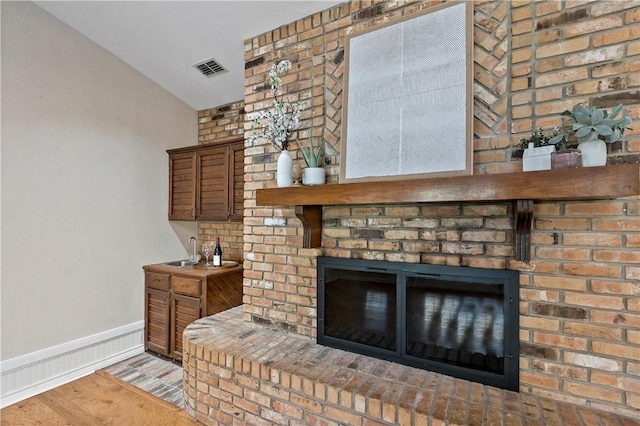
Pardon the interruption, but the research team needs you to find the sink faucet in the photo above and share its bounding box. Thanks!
[188,236,197,261]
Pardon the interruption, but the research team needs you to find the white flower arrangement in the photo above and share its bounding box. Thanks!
[247,60,303,151]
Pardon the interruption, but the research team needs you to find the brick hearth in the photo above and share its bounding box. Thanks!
[183,307,639,426]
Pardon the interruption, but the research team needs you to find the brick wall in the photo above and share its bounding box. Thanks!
[198,101,245,144]
[242,0,639,417]
[197,101,246,262]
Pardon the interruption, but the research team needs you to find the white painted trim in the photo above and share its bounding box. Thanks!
[0,321,144,408]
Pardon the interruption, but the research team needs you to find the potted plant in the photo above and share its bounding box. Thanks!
[247,60,304,187]
[519,127,559,149]
[298,131,325,185]
[530,127,583,170]
[550,103,632,167]
[519,128,559,171]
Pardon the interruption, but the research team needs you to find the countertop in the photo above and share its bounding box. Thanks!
[143,261,242,278]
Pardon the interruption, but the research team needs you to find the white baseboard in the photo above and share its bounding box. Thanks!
[0,321,144,408]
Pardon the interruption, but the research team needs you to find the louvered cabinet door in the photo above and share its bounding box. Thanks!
[169,294,201,359]
[196,147,229,220]
[168,152,196,220]
[229,143,244,221]
[145,287,170,355]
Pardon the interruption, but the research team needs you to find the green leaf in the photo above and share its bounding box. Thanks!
[573,104,590,116]
[572,123,586,131]
[549,134,565,144]
[573,112,591,125]
[610,129,621,142]
[608,104,623,119]
[591,108,605,125]
[594,125,613,136]
[575,126,592,138]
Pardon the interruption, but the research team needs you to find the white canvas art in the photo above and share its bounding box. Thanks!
[341,2,472,182]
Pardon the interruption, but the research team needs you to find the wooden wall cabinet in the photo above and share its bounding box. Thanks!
[143,264,243,360]
[168,152,197,221]
[168,139,244,221]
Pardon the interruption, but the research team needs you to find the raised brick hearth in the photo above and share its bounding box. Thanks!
[183,307,639,426]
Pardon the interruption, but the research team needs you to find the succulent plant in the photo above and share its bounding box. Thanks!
[298,131,324,168]
[549,103,632,146]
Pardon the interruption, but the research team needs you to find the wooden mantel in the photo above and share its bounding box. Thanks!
[256,164,640,261]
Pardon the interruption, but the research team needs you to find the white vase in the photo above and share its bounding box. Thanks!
[302,167,326,185]
[277,150,293,187]
[578,134,607,167]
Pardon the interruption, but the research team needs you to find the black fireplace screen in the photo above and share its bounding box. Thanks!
[324,269,397,352]
[406,277,505,374]
[318,257,519,391]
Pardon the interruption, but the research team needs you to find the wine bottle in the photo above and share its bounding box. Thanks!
[213,237,222,267]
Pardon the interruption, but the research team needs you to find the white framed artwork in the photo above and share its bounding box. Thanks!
[340,1,473,183]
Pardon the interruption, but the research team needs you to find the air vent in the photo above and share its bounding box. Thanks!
[193,58,227,78]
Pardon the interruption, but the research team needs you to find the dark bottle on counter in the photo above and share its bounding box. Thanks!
[213,237,222,267]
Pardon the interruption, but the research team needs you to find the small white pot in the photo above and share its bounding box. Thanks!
[302,167,325,185]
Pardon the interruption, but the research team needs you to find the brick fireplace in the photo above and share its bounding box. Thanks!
[189,0,640,423]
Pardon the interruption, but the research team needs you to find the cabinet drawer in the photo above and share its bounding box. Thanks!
[145,272,170,291]
[171,276,201,296]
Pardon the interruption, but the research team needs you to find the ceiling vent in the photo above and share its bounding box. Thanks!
[193,58,227,78]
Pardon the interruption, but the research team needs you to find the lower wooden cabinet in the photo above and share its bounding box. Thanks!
[143,264,243,361]
[170,293,201,359]
[145,287,170,355]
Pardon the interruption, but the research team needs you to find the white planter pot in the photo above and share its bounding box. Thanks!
[302,167,325,185]
[578,138,607,167]
[277,150,293,187]
[522,143,555,172]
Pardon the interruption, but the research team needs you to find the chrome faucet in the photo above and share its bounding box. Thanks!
[188,236,197,261]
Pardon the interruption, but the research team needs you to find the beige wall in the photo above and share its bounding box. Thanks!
[1,2,197,360]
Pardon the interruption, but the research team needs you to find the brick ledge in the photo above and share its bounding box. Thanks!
[183,307,639,426]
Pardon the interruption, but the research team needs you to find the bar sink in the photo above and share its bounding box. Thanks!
[164,259,198,267]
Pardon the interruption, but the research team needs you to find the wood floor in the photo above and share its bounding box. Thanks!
[0,371,200,425]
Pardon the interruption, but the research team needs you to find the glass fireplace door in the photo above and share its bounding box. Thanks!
[405,275,505,375]
[321,268,398,354]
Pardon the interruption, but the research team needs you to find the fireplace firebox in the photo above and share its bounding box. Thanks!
[317,257,520,391]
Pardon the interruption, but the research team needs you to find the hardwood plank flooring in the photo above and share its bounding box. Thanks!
[1,371,200,426]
